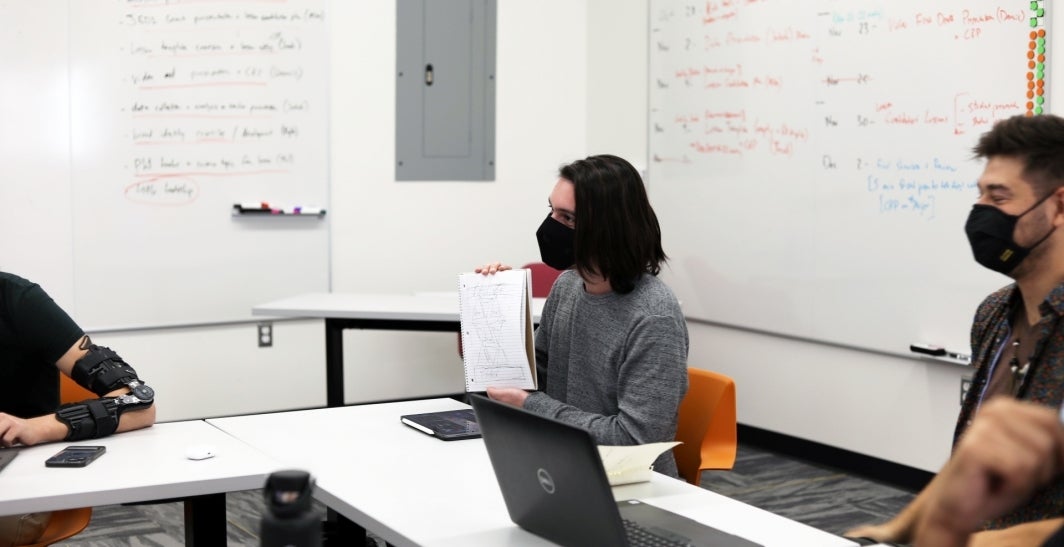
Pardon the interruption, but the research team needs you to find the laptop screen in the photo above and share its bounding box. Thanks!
[470,395,763,547]
[0,447,19,475]
[470,394,630,546]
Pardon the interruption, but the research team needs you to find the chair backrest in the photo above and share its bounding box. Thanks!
[20,374,99,547]
[521,262,563,298]
[19,507,93,547]
[60,373,95,404]
[673,368,738,486]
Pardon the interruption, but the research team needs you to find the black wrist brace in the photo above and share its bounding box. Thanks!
[55,385,155,441]
[56,398,119,441]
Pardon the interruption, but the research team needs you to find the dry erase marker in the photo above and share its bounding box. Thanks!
[239,202,266,210]
[234,203,271,214]
[911,344,971,363]
[910,343,947,357]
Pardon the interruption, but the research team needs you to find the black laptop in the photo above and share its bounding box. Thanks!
[470,394,762,547]
[400,408,481,440]
[0,447,19,475]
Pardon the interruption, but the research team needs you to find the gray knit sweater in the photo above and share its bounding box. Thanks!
[523,270,689,478]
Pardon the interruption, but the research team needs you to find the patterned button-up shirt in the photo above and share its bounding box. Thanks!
[956,282,1064,530]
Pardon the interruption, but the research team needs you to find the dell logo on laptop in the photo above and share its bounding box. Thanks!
[536,468,555,494]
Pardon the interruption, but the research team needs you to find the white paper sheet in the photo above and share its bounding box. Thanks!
[598,441,682,486]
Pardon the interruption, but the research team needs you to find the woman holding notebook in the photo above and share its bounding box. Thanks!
[477,154,689,478]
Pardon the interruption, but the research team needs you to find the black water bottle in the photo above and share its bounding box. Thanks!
[261,470,321,547]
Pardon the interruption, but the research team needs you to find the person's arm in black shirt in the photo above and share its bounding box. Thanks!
[0,334,156,446]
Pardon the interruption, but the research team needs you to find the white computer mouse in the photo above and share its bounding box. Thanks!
[184,444,217,461]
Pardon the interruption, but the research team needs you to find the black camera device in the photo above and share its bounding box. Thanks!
[261,469,321,547]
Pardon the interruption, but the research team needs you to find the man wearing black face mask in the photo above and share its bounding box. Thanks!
[476,154,689,478]
[848,114,1064,547]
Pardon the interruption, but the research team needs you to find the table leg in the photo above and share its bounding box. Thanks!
[324,317,461,409]
[184,493,226,546]
[325,319,345,408]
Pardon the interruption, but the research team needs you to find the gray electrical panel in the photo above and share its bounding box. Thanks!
[396,0,496,181]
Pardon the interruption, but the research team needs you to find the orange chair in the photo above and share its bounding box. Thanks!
[20,507,93,547]
[457,262,563,356]
[18,375,96,546]
[673,368,738,486]
[60,373,95,403]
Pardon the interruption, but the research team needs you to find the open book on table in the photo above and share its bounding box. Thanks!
[458,269,538,392]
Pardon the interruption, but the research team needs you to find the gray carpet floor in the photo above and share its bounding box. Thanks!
[52,444,916,546]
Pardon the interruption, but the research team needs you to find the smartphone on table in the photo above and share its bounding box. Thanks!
[45,445,106,468]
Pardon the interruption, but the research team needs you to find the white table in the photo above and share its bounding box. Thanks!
[253,292,545,407]
[208,399,857,547]
[0,420,282,545]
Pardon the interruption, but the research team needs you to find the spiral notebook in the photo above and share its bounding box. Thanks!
[458,269,537,392]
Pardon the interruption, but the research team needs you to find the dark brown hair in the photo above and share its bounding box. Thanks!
[559,154,667,294]
[973,114,1064,196]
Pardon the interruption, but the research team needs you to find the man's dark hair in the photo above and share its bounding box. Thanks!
[559,154,667,294]
[973,114,1064,196]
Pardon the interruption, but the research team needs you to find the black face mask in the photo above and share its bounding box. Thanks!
[964,194,1055,275]
[536,214,575,270]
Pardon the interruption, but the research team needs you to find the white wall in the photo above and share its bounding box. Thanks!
[85,0,590,421]
[42,1,1063,473]
[586,0,648,166]
[93,320,325,421]
[325,1,589,403]
[693,328,968,472]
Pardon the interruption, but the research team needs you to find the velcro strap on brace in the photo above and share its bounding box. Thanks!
[56,398,119,441]
[71,345,139,396]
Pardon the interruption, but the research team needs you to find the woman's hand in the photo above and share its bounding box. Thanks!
[486,387,529,407]
[474,262,512,275]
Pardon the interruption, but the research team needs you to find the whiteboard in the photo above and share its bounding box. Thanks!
[648,1,1048,357]
[0,0,330,329]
